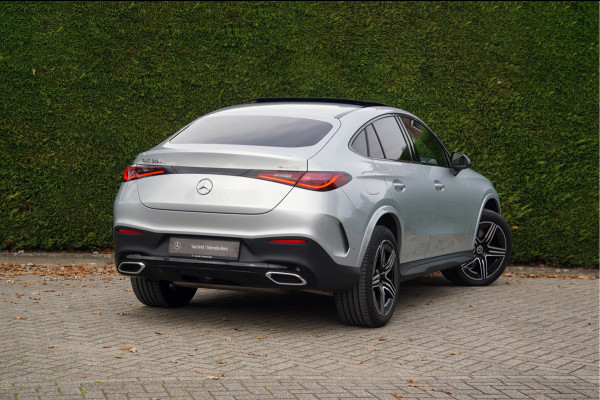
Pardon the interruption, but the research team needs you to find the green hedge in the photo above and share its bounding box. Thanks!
[1,1,597,267]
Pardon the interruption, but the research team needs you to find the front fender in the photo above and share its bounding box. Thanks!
[470,192,501,246]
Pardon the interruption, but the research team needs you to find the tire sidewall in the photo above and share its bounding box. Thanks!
[456,210,512,286]
[361,226,400,326]
[131,277,197,307]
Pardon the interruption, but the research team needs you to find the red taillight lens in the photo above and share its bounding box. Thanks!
[123,165,167,181]
[117,228,144,235]
[256,171,304,186]
[255,171,351,191]
[268,239,308,244]
[297,172,351,191]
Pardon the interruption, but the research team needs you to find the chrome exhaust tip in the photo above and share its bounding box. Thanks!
[117,261,146,275]
[265,271,307,286]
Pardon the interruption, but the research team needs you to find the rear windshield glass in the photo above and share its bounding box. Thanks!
[170,115,334,147]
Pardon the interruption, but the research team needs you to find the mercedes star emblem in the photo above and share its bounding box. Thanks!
[196,178,213,195]
[173,241,182,251]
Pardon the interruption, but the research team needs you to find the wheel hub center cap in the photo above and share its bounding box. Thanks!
[476,245,484,254]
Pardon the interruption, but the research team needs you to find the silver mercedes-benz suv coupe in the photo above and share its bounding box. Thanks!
[114,98,512,327]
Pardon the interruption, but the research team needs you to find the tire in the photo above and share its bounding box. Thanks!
[442,210,512,286]
[335,226,400,327]
[131,277,197,307]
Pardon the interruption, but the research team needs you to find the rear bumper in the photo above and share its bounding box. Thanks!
[114,228,360,292]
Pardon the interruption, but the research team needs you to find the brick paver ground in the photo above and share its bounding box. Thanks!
[0,268,597,399]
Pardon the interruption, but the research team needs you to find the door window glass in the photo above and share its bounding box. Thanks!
[372,117,411,161]
[401,117,448,167]
[365,125,385,159]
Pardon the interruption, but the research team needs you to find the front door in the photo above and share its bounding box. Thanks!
[398,116,471,258]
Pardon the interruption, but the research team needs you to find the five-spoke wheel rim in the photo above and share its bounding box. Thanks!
[462,221,507,280]
[371,240,398,316]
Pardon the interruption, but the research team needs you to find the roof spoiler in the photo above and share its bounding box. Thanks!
[248,97,388,108]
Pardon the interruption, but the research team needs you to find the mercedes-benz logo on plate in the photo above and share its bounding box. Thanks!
[196,178,213,195]
[173,241,182,251]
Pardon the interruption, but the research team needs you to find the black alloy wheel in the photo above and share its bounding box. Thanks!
[442,210,512,286]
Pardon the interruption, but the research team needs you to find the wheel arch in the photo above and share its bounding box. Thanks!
[471,193,501,246]
[375,213,400,244]
[483,198,501,215]
[356,206,403,268]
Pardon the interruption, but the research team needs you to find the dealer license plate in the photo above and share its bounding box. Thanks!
[168,238,240,260]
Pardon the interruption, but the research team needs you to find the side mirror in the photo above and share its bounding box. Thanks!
[451,152,472,175]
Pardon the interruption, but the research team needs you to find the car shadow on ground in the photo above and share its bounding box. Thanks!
[124,276,459,328]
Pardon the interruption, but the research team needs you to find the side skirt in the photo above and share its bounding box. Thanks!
[399,251,473,282]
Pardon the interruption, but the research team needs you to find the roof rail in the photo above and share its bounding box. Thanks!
[249,97,388,107]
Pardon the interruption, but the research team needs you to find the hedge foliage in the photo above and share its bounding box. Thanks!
[0,2,597,267]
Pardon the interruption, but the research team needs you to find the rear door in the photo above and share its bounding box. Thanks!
[367,116,433,263]
[399,116,472,257]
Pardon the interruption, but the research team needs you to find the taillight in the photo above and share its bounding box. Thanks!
[255,171,351,192]
[123,165,168,181]
[297,172,351,191]
[256,171,304,186]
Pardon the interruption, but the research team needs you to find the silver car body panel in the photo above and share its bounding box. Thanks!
[114,180,355,265]
[114,101,500,280]
[472,189,501,243]
[137,173,298,214]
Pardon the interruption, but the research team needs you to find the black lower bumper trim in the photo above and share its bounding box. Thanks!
[114,228,360,292]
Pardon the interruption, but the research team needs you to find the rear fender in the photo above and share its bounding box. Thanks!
[356,206,403,267]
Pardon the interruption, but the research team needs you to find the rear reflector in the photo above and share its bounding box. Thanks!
[117,228,144,235]
[255,171,351,191]
[268,239,308,244]
[123,165,168,181]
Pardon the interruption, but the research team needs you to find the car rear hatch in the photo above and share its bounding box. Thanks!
[132,109,342,215]
[135,147,311,214]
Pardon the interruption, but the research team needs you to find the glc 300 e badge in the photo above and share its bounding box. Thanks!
[196,178,213,195]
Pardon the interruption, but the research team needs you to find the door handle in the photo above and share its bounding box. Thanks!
[434,181,445,191]
[393,180,406,191]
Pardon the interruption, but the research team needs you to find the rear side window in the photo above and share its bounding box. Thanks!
[400,117,448,167]
[372,117,411,161]
[351,130,369,156]
[170,116,334,147]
